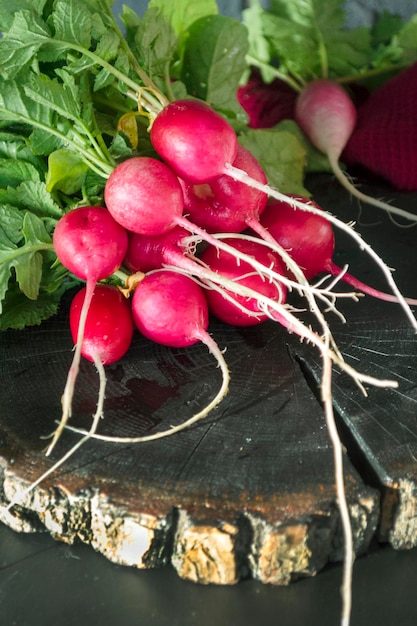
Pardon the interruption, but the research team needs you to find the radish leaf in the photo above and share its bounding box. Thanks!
[181,15,249,120]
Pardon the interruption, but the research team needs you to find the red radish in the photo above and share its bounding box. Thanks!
[53,206,128,282]
[123,269,230,440]
[180,144,268,233]
[69,284,134,365]
[259,196,417,305]
[294,79,417,223]
[104,156,297,296]
[132,270,209,348]
[104,157,183,235]
[149,98,238,182]
[49,205,129,454]
[199,238,287,327]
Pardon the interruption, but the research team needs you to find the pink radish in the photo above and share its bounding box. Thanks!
[179,144,268,233]
[124,229,291,330]
[53,206,128,282]
[149,98,238,182]
[50,205,129,454]
[69,284,134,366]
[125,269,230,440]
[199,238,287,327]
[294,79,417,223]
[103,156,183,235]
[295,79,357,164]
[131,270,209,348]
[259,195,417,305]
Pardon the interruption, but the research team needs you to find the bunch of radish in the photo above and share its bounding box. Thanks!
[47,96,417,453]
[48,97,416,432]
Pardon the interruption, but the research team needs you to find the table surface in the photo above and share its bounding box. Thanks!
[1,521,417,626]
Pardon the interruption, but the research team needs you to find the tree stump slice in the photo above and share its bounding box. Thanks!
[1,174,416,585]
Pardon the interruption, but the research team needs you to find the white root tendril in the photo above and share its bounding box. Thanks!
[220,163,417,626]
[0,353,106,521]
[62,332,230,444]
[329,153,417,225]
[44,279,96,457]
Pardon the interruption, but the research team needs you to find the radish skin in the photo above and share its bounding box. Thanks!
[150,99,238,183]
[69,284,134,365]
[259,196,417,305]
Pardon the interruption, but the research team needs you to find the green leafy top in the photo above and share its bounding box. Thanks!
[243,0,417,90]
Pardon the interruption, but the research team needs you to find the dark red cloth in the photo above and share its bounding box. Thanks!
[237,69,297,129]
[342,62,417,191]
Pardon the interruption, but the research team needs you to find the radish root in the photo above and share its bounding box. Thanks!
[62,331,230,444]
[45,279,97,456]
[0,352,107,520]
[329,154,417,224]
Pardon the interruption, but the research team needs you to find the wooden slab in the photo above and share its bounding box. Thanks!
[294,176,417,551]
[1,173,416,585]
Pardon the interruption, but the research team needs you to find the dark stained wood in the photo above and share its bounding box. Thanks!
[1,173,416,584]
[294,175,417,551]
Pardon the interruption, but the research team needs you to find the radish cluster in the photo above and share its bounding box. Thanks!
[48,97,417,456]
[49,99,417,444]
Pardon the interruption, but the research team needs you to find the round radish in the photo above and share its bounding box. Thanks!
[180,144,268,233]
[132,270,209,348]
[199,238,287,326]
[150,98,238,182]
[104,156,184,235]
[70,284,134,365]
[259,195,417,304]
[53,205,128,281]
